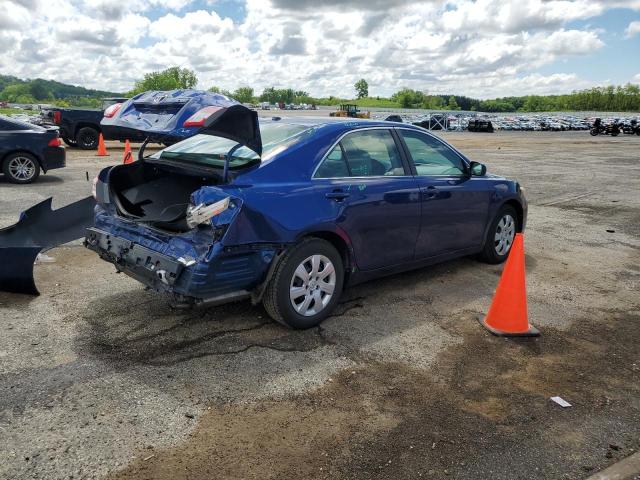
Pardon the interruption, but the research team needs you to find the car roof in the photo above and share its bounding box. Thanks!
[259,115,421,131]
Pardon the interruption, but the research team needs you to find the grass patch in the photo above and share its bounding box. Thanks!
[0,107,29,115]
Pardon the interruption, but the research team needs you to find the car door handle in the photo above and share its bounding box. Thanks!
[325,191,350,201]
[424,186,438,198]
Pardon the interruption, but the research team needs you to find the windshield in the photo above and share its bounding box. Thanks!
[153,122,311,170]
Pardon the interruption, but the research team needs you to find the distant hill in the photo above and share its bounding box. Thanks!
[0,74,122,107]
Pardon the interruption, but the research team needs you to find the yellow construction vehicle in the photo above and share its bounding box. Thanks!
[329,104,370,119]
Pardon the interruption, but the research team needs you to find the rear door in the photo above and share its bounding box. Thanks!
[313,128,421,271]
[397,128,492,258]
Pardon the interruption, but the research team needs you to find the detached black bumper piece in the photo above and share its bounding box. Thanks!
[0,196,96,295]
[85,228,183,289]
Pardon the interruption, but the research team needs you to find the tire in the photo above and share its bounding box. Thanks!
[62,136,77,147]
[2,152,40,184]
[76,127,99,150]
[611,130,619,137]
[589,128,598,136]
[263,238,344,329]
[478,205,518,264]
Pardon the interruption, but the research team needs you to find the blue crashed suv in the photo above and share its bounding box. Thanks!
[85,106,527,328]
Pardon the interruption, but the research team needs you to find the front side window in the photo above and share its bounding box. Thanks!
[314,129,405,178]
[401,130,465,176]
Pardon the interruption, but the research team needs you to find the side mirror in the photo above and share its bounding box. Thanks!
[469,161,486,176]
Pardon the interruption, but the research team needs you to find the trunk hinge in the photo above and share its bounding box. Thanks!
[222,143,243,183]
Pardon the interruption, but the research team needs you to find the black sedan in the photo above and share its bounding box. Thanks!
[0,115,65,183]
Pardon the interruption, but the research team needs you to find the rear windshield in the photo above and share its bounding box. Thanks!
[153,122,311,170]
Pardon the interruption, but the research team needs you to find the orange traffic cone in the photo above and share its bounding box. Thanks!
[96,134,108,156]
[123,140,133,164]
[479,233,540,337]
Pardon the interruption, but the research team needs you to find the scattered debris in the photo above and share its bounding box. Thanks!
[550,396,572,408]
[35,253,55,263]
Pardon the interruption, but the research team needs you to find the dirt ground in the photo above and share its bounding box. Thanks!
[1,130,639,480]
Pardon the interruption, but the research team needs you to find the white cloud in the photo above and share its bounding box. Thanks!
[625,21,640,38]
[0,0,635,97]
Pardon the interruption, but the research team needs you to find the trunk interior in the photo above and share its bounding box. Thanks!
[109,162,220,232]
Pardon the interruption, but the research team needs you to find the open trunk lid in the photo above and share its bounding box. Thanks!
[100,89,261,150]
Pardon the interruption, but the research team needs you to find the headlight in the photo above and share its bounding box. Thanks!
[186,197,230,229]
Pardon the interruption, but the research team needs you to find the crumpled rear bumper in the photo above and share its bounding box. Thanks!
[85,227,185,290]
[84,226,277,306]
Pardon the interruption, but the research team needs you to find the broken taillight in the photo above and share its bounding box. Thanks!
[183,106,223,127]
[48,137,62,147]
[104,103,122,118]
[185,197,230,229]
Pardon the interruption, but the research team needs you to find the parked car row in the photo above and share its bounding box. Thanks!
[372,112,640,133]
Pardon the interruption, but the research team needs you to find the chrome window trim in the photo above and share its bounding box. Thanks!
[311,126,413,180]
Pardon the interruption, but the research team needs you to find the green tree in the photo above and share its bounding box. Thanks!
[29,79,53,100]
[447,96,460,110]
[0,83,33,102]
[354,79,368,99]
[233,86,254,103]
[130,67,198,95]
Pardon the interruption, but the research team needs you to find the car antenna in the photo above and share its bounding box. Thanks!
[222,143,242,183]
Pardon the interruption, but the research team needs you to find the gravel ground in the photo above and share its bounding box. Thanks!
[1,129,639,480]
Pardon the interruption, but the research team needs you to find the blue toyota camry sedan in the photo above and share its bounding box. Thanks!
[86,106,526,328]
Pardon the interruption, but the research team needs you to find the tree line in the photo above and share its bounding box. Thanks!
[2,67,639,112]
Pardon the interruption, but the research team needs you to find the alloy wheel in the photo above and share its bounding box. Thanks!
[494,214,516,256]
[8,156,36,181]
[289,254,336,317]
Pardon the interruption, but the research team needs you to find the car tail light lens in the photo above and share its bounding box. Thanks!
[104,103,122,118]
[186,197,230,229]
[183,106,223,127]
[53,111,61,124]
[48,137,62,147]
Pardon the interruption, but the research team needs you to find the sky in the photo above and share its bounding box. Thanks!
[0,0,639,99]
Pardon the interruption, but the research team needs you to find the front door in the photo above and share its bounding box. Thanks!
[397,129,492,259]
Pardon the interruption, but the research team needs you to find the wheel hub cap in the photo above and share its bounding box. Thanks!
[289,254,336,317]
[9,157,35,180]
[494,214,516,256]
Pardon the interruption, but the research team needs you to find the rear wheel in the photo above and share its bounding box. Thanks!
[263,238,344,329]
[76,127,99,150]
[3,153,40,184]
[478,205,518,264]
[62,136,77,147]
[589,128,598,136]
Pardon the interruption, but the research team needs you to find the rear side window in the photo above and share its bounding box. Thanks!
[314,129,405,178]
[401,130,465,176]
[314,145,350,178]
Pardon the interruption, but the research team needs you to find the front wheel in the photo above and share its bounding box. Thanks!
[478,205,518,264]
[589,128,598,136]
[263,238,344,329]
